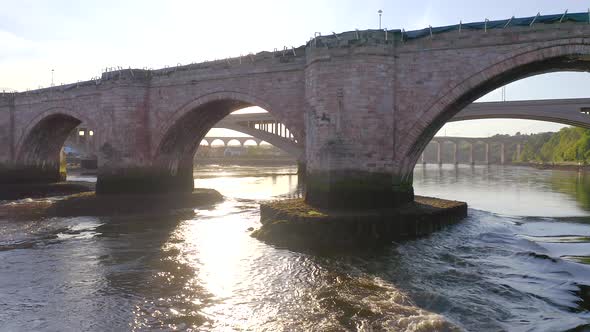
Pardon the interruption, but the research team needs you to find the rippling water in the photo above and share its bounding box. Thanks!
[1,164,589,331]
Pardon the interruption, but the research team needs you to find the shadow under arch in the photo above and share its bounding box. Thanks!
[148,92,285,193]
[399,43,590,183]
[14,111,87,183]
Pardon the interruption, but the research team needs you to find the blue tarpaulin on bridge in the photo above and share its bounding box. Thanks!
[403,12,590,40]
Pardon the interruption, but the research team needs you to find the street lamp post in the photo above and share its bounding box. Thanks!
[378,10,383,29]
[51,69,54,87]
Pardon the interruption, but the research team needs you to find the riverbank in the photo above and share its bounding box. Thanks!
[0,181,94,200]
[0,189,223,220]
[422,162,590,172]
[519,162,590,171]
[252,196,467,250]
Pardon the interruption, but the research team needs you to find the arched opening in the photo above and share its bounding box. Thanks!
[210,139,226,147]
[243,139,259,146]
[211,107,304,159]
[404,47,590,183]
[146,94,302,194]
[62,127,99,171]
[15,113,82,183]
[226,139,242,147]
[151,99,248,192]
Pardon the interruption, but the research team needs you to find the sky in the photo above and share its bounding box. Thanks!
[1,0,589,138]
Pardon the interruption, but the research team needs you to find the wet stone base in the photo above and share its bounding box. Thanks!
[252,196,467,249]
[0,189,223,219]
[0,181,94,200]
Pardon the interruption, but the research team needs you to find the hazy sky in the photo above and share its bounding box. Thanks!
[1,0,589,137]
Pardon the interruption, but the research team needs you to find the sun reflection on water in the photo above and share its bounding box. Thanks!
[125,165,590,331]
[139,167,455,330]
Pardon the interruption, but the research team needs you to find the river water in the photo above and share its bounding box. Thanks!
[1,165,589,331]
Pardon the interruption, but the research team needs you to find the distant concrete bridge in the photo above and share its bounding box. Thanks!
[2,12,590,209]
[217,97,590,132]
[213,115,302,158]
[451,98,590,128]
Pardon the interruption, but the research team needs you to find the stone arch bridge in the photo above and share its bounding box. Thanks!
[1,12,590,208]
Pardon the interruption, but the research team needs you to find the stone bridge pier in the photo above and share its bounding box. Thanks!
[303,45,406,209]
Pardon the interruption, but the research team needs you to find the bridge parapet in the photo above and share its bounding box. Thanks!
[308,12,590,51]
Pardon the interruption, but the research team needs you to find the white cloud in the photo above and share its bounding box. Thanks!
[0,30,37,59]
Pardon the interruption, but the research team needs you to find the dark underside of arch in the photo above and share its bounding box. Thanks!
[157,100,251,165]
[4,114,82,183]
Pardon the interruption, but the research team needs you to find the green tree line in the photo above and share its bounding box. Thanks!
[519,127,590,163]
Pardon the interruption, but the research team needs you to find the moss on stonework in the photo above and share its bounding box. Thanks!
[0,189,223,219]
[253,196,467,250]
[262,199,327,219]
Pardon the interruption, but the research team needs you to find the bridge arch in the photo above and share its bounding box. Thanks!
[16,107,97,159]
[15,108,96,182]
[226,139,242,147]
[209,139,226,147]
[243,139,260,146]
[152,91,291,192]
[154,91,286,154]
[401,42,590,181]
